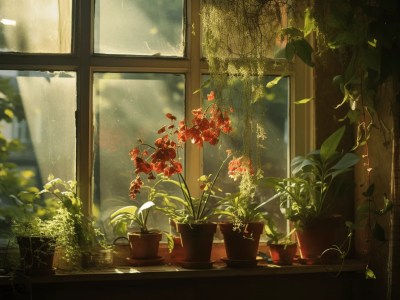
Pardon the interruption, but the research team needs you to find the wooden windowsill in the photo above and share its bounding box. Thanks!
[0,259,365,285]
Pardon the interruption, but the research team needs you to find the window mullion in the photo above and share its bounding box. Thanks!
[76,0,94,215]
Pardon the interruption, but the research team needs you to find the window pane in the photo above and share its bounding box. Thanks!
[93,73,185,237]
[0,0,72,53]
[0,70,77,236]
[203,76,290,233]
[94,0,185,56]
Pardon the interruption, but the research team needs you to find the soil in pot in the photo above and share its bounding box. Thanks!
[268,243,297,266]
[176,223,217,269]
[219,222,264,263]
[17,236,56,276]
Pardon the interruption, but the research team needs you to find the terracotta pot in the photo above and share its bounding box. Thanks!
[169,236,184,263]
[296,215,346,263]
[176,223,216,263]
[268,243,297,265]
[219,222,264,261]
[128,232,162,259]
[17,236,56,276]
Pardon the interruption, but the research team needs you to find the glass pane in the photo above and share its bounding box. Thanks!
[203,76,290,234]
[0,0,72,53]
[94,0,185,56]
[0,70,77,239]
[93,73,185,238]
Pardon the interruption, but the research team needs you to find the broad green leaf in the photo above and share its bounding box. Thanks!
[266,76,283,88]
[294,97,314,104]
[110,206,137,219]
[138,201,155,215]
[281,27,304,38]
[320,126,345,162]
[303,8,316,37]
[285,41,296,61]
[332,153,360,170]
[293,38,314,67]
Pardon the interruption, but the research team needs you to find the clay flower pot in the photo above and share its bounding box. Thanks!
[219,222,264,262]
[17,236,56,276]
[296,215,346,264]
[268,243,297,265]
[176,222,217,269]
[128,232,162,259]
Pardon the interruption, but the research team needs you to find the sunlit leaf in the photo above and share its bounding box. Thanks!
[365,267,376,279]
[266,76,283,88]
[320,126,345,162]
[294,97,314,104]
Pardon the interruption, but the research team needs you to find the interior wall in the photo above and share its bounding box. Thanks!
[314,42,396,299]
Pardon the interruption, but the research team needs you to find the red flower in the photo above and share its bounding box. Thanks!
[129,176,143,199]
[207,91,215,101]
[228,156,254,181]
[135,157,152,174]
[128,91,233,198]
[166,113,176,121]
[158,126,166,134]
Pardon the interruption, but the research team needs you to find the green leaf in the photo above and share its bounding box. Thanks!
[320,126,346,162]
[266,76,283,88]
[372,222,387,242]
[361,47,380,72]
[377,195,393,216]
[4,109,14,119]
[281,27,303,38]
[294,97,314,104]
[293,38,314,67]
[110,206,138,219]
[365,267,376,280]
[285,41,296,61]
[362,184,375,198]
[332,153,360,170]
[138,201,155,215]
[303,8,316,37]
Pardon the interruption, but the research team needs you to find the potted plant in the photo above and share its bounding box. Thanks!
[128,92,233,268]
[263,126,360,263]
[1,190,59,276]
[12,216,57,276]
[264,218,297,266]
[217,156,265,267]
[110,199,173,266]
[37,177,110,269]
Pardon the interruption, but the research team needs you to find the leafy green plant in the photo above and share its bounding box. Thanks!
[263,126,360,229]
[217,157,267,227]
[110,201,156,235]
[264,218,295,245]
[37,176,108,267]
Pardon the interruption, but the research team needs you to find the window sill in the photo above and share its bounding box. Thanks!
[0,259,365,284]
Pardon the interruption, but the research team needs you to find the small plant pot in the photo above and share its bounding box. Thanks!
[176,223,217,268]
[128,232,162,259]
[268,243,297,265]
[219,222,263,262]
[17,236,56,276]
[296,215,346,264]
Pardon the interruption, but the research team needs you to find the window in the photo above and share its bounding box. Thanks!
[0,1,313,242]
